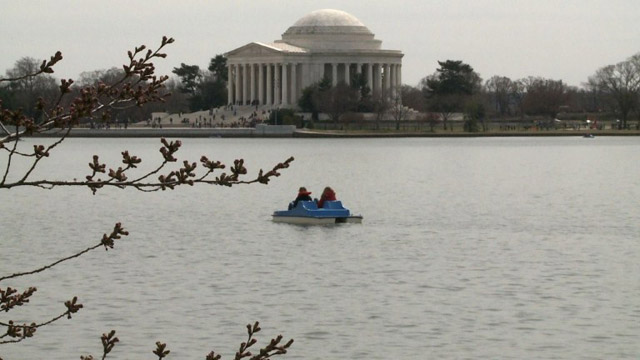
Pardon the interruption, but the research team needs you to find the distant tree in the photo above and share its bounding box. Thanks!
[485,75,515,117]
[350,73,371,100]
[268,108,298,126]
[75,67,160,125]
[298,83,320,121]
[172,63,203,96]
[208,54,228,82]
[576,83,603,114]
[426,112,440,132]
[520,77,572,119]
[421,60,482,130]
[172,62,228,112]
[510,79,527,118]
[421,81,456,130]
[348,73,377,113]
[318,82,358,123]
[162,78,190,113]
[317,76,332,92]
[2,57,59,118]
[76,67,124,87]
[371,94,390,130]
[424,60,480,95]
[190,74,227,111]
[464,102,485,132]
[400,85,425,112]
[390,95,410,130]
[298,78,332,122]
[0,84,11,113]
[588,53,640,129]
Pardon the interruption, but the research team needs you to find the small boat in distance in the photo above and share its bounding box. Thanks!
[272,200,363,225]
[583,133,595,138]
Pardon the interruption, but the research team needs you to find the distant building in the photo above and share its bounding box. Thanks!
[225,9,404,107]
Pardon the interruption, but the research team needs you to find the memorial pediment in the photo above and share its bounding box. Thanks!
[226,42,284,56]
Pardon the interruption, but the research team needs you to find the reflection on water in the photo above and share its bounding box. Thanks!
[1,137,639,359]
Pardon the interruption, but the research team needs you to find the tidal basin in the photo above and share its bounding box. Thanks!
[1,136,639,359]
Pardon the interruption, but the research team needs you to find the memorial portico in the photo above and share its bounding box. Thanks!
[225,9,404,107]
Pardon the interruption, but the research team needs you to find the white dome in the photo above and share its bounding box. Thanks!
[291,9,366,28]
[281,9,381,51]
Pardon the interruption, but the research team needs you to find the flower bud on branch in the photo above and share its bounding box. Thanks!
[59,78,73,94]
[122,151,142,168]
[108,167,127,182]
[101,330,119,356]
[206,351,222,360]
[153,341,171,359]
[200,156,224,171]
[230,159,247,180]
[33,145,49,159]
[5,321,36,339]
[39,51,63,74]
[100,223,129,250]
[64,296,83,319]
[160,138,181,162]
[88,155,106,174]
[1,287,37,312]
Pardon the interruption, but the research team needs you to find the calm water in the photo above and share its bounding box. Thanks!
[1,136,639,359]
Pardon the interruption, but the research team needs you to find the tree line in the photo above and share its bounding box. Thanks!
[3,52,640,130]
[0,54,230,127]
[399,53,640,131]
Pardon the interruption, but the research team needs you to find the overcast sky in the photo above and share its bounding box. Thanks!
[2,0,638,88]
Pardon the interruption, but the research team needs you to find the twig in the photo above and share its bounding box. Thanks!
[0,223,128,282]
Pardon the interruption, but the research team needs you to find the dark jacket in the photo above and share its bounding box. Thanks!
[292,192,313,208]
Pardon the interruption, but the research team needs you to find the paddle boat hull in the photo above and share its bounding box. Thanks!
[272,200,363,225]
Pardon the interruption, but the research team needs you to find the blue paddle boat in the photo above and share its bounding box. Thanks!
[272,200,363,225]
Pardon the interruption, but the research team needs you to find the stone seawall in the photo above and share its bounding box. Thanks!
[15,126,640,138]
[31,124,296,138]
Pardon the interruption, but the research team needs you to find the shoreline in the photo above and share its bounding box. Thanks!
[292,129,640,138]
[27,127,640,138]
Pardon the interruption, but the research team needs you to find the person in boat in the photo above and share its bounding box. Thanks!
[290,186,313,209]
[317,186,337,208]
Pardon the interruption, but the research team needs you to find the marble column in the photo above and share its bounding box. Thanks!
[366,63,373,91]
[282,63,288,105]
[241,64,248,105]
[291,63,297,104]
[250,64,256,104]
[274,63,281,105]
[390,64,396,99]
[354,63,362,100]
[227,65,233,105]
[396,64,402,103]
[234,64,241,105]
[344,63,350,85]
[375,64,382,96]
[332,63,338,87]
[266,63,272,105]
[384,63,391,98]
[258,63,264,105]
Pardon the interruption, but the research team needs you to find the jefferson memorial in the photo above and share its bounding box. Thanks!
[225,9,404,107]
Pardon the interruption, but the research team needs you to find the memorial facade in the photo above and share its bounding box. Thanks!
[225,9,404,107]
